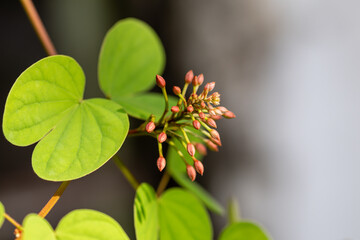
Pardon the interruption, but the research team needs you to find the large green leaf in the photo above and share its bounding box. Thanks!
[218,222,270,240]
[134,183,158,240]
[3,56,129,181]
[56,209,129,240]
[98,18,165,98]
[167,139,224,214]
[0,202,4,229]
[23,214,56,240]
[158,188,212,240]
[114,93,178,120]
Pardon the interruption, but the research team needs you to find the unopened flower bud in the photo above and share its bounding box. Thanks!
[205,139,219,151]
[186,165,196,181]
[224,111,236,119]
[211,115,222,120]
[171,106,180,113]
[157,156,166,172]
[158,132,167,143]
[195,143,207,155]
[217,106,228,113]
[197,74,204,85]
[156,75,166,88]
[194,160,204,176]
[200,101,206,108]
[208,82,215,91]
[214,108,222,115]
[209,109,216,116]
[145,121,155,133]
[206,118,217,128]
[192,76,199,86]
[185,70,194,83]
[210,129,220,141]
[199,111,205,120]
[187,105,194,113]
[187,143,196,156]
[193,120,201,130]
[173,86,181,95]
[211,137,222,146]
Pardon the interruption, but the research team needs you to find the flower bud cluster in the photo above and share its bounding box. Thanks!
[143,71,235,181]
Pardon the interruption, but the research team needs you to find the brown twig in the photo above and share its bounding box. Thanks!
[38,181,70,218]
[156,171,171,196]
[20,0,57,55]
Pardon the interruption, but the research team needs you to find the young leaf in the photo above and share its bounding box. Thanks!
[218,222,270,240]
[134,183,158,240]
[158,188,212,240]
[3,56,129,181]
[167,140,224,214]
[56,209,129,240]
[98,18,165,98]
[0,202,4,229]
[114,93,178,120]
[22,214,56,240]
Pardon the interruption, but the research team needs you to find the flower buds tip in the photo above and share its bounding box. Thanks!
[145,121,156,133]
[156,75,166,88]
[185,70,194,83]
[173,86,181,95]
[195,143,207,155]
[157,156,166,172]
[158,132,167,143]
[186,165,196,181]
[193,120,201,130]
[194,160,204,176]
[206,118,217,128]
[187,143,196,156]
[171,106,180,113]
[224,111,236,119]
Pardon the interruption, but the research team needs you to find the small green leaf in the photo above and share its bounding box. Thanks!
[114,93,178,120]
[134,183,158,240]
[0,202,4,229]
[167,139,224,214]
[219,222,270,240]
[98,18,165,98]
[22,214,56,240]
[3,55,129,181]
[158,188,212,240]
[56,209,129,240]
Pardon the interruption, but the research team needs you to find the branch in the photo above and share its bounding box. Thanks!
[38,181,70,218]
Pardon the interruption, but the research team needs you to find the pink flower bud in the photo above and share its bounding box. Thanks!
[187,143,196,156]
[145,121,155,133]
[192,76,199,86]
[211,137,222,146]
[171,106,180,113]
[200,101,206,108]
[194,160,204,176]
[206,118,217,128]
[214,108,222,115]
[205,139,219,152]
[209,109,216,116]
[224,111,236,119]
[186,165,196,181]
[156,75,166,88]
[217,106,228,113]
[187,105,194,113]
[197,74,204,85]
[173,86,181,95]
[204,83,210,92]
[158,132,167,143]
[199,111,205,120]
[157,156,166,172]
[185,70,194,84]
[211,115,222,120]
[195,143,207,155]
[208,82,215,91]
[210,129,220,141]
[193,120,201,130]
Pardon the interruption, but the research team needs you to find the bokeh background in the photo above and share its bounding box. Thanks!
[1,0,360,239]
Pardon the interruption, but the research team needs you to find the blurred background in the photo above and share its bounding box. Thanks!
[1,0,360,239]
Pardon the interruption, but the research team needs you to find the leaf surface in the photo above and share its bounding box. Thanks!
[0,202,4,229]
[219,222,270,240]
[98,18,165,98]
[22,214,56,240]
[158,188,212,240]
[134,183,158,240]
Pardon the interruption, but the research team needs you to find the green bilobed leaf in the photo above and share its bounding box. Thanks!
[56,209,129,240]
[158,188,212,240]
[167,139,224,215]
[114,93,178,120]
[22,214,56,240]
[32,98,129,181]
[98,18,165,98]
[0,202,4,229]
[3,55,84,146]
[219,222,270,240]
[134,183,158,240]
[3,55,129,181]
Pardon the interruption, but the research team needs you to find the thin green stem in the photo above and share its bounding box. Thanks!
[156,171,171,196]
[113,155,139,190]
[4,213,23,231]
[180,127,190,143]
[158,87,169,124]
